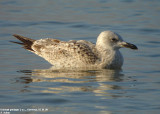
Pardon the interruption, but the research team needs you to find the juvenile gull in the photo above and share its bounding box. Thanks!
[12,31,138,69]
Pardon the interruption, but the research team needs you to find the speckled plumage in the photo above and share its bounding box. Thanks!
[12,31,138,69]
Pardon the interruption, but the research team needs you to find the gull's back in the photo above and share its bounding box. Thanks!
[12,34,98,68]
[32,38,98,68]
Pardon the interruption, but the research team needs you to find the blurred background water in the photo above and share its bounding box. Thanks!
[0,0,160,114]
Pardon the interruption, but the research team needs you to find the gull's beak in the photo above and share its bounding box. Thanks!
[119,42,138,50]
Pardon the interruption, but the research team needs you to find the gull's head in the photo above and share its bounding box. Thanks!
[96,31,138,50]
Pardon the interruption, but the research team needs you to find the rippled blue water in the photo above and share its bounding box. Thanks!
[0,0,160,114]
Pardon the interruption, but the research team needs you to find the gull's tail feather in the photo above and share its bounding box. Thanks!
[12,34,36,52]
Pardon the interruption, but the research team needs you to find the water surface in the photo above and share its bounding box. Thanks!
[0,0,160,114]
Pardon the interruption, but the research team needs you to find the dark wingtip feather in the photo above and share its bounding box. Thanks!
[12,34,35,51]
[10,41,24,45]
[12,34,35,42]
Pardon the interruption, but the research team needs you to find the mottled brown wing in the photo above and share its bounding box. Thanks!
[32,38,98,67]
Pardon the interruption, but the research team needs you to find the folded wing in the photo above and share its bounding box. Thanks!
[12,34,98,67]
[32,38,98,67]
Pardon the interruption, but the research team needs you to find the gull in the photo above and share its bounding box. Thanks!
[12,31,138,69]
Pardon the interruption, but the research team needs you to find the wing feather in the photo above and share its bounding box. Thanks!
[32,38,98,67]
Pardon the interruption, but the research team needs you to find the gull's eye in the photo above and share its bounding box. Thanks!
[111,38,118,42]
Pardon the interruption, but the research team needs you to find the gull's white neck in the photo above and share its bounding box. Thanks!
[95,44,123,69]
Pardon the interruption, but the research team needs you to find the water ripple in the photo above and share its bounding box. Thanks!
[0,20,75,27]
[147,41,160,44]
[21,98,70,104]
[139,28,160,33]
[148,54,160,58]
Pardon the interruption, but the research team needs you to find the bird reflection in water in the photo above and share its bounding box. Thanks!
[16,67,124,97]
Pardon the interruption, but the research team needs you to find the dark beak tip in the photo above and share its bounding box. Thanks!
[133,47,138,50]
[123,42,138,50]
[132,45,138,50]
